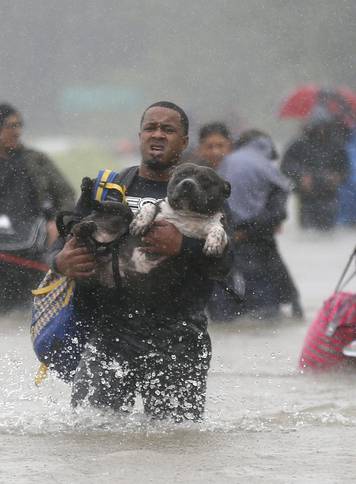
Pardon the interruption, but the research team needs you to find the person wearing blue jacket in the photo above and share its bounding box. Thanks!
[218,129,303,319]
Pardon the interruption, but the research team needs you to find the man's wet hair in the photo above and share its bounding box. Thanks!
[234,129,279,160]
[199,122,232,142]
[141,101,189,136]
[0,103,20,128]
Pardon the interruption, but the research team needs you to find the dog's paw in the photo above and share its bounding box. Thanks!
[129,203,157,236]
[129,217,148,236]
[203,228,228,256]
[72,220,97,239]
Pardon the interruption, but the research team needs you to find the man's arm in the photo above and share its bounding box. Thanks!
[47,184,96,276]
[141,218,233,280]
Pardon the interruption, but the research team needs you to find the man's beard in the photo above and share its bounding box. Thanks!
[143,158,177,172]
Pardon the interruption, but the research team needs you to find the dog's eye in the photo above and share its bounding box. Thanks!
[173,173,190,183]
[199,177,212,188]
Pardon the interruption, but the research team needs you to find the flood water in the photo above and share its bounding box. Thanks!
[1,207,356,483]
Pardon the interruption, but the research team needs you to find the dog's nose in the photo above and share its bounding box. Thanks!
[178,179,195,192]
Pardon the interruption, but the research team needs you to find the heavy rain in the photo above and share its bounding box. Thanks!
[1,1,356,483]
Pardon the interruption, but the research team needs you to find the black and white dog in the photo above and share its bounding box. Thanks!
[129,163,231,273]
[56,187,133,288]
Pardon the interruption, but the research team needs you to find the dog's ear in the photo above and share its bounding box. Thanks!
[80,177,95,210]
[81,177,94,194]
[223,181,231,199]
[97,201,134,224]
[56,211,81,237]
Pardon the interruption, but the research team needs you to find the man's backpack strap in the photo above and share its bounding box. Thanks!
[75,166,139,217]
[93,166,139,203]
[113,165,139,189]
[93,169,124,203]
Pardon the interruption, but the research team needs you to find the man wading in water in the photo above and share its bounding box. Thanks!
[51,101,232,422]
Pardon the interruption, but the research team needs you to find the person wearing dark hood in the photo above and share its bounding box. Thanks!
[50,101,232,422]
[281,114,350,230]
[0,103,75,245]
[217,129,303,319]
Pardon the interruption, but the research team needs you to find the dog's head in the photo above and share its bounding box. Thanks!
[167,162,231,214]
[73,201,133,254]
[56,175,133,255]
[57,201,133,255]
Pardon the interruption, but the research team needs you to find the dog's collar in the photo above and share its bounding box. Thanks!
[88,230,129,257]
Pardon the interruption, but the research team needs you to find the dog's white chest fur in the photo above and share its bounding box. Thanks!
[157,201,224,241]
[129,199,228,274]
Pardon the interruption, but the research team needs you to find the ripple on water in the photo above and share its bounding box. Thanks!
[1,308,356,436]
[2,359,356,436]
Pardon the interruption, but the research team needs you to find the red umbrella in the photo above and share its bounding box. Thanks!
[279,84,356,123]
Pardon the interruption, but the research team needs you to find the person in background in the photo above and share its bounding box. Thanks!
[197,122,233,169]
[194,122,242,321]
[281,115,350,231]
[0,103,75,245]
[337,127,356,226]
[218,129,303,319]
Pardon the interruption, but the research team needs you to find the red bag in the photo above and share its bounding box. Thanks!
[299,291,356,371]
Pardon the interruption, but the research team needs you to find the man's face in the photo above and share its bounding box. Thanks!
[0,114,22,151]
[198,133,232,170]
[139,107,188,170]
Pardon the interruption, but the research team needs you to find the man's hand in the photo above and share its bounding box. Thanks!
[46,220,59,247]
[55,237,96,279]
[235,229,248,241]
[325,172,342,190]
[141,220,183,256]
[300,174,313,192]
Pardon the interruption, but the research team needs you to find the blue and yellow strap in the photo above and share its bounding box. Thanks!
[93,169,127,204]
[35,362,48,386]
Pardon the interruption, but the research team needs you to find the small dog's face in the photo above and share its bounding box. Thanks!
[167,162,231,214]
[64,202,134,288]
[70,201,133,254]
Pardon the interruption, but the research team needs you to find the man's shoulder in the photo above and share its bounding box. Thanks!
[113,165,139,188]
[21,146,53,167]
[115,165,139,178]
[283,138,308,156]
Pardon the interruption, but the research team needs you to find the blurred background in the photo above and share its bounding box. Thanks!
[2,5,356,480]
[0,0,355,187]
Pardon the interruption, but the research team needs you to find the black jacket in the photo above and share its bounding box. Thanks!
[0,145,75,221]
[281,137,349,201]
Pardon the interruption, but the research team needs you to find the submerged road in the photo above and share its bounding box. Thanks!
[1,214,356,483]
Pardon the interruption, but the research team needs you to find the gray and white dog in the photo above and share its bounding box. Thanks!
[129,163,231,273]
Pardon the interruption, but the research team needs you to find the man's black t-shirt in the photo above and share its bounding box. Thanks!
[124,175,167,214]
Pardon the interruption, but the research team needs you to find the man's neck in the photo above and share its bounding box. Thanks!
[0,145,20,159]
[0,146,11,159]
[138,163,172,182]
